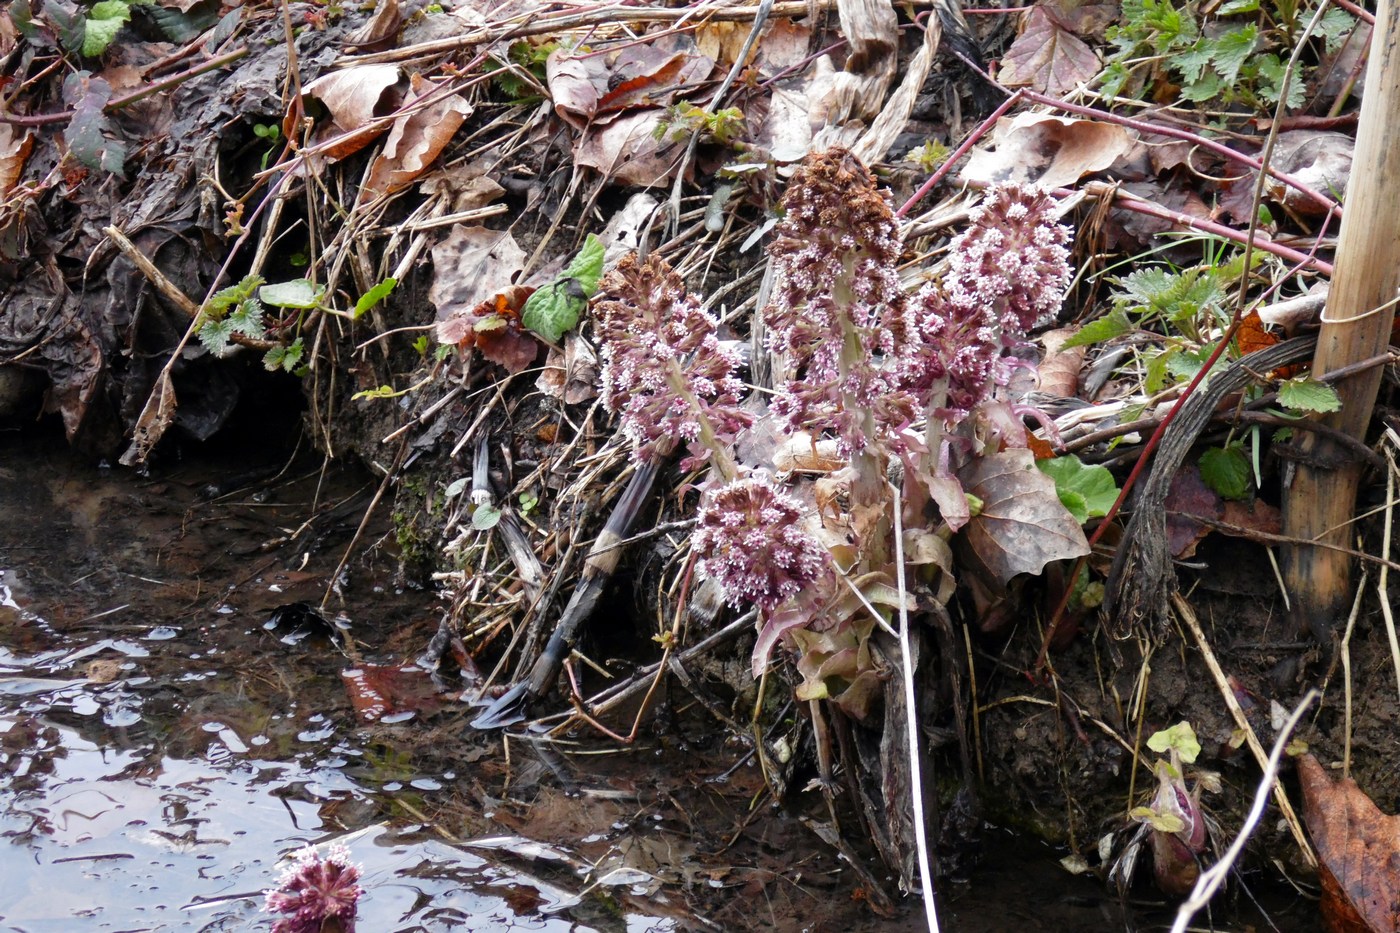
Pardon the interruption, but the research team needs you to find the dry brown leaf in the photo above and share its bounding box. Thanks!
[0,124,34,197]
[428,226,525,322]
[1299,753,1400,933]
[547,37,713,130]
[361,74,472,201]
[998,7,1101,97]
[574,110,677,187]
[813,0,898,129]
[1038,327,1085,399]
[345,0,402,50]
[961,113,1133,189]
[534,335,598,403]
[119,371,176,467]
[301,64,402,161]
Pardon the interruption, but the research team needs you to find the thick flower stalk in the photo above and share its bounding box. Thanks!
[594,253,751,471]
[690,472,827,614]
[265,844,363,933]
[763,148,918,456]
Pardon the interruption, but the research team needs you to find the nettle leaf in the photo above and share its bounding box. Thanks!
[562,233,604,296]
[82,0,129,56]
[353,277,397,318]
[1036,454,1120,524]
[1278,377,1342,414]
[62,72,125,174]
[263,338,304,373]
[206,274,265,316]
[227,298,266,338]
[1207,26,1256,84]
[1061,307,1132,348]
[1199,445,1251,500]
[1147,720,1202,764]
[259,278,325,309]
[198,317,236,357]
[1316,8,1356,53]
[1257,55,1306,109]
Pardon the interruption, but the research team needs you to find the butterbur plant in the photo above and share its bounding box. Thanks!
[265,844,363,933]
[1128,721,1217,896]
[593,252,752,471]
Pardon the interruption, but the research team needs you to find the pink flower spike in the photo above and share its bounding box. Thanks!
[691,473,827,615]
[265,843,363,933]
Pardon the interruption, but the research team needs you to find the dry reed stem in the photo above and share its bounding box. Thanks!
[1172,592,1316,867]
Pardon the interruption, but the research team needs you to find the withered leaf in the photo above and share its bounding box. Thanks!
[119,371,176,467]
[959,448,1090,587]
[961,112,1132,189]
[998,7,1101,97]
[361,74,471,201]
[0,124,34,196]
[301,63,401,161]
[1299,753,1400,933]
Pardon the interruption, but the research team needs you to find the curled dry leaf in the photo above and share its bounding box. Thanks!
[958,448,1090,588]
[997,6,1101,97]
[301,63,402,161]
[437,286,541,374]
[0,124,34,196]
[119,370,176,467]
[361,74,472,201]
[1299,753,1400,933]
[961,112,1133,189]
[1039,327,1085,399]
[535,334,598,403]
[345,0,402,50]
[547,36,714,130]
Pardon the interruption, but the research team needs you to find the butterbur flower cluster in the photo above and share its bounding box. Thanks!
[691,473,827,614]
[763,148,918,453]
[908,186,1072,418]
[594,253,751,467]
[265,844,363,933]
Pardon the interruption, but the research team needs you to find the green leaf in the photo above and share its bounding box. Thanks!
[353,277,397,318]
[1199,445,1251,500]
[520,282,583,344]
[561,233,605,296]
[1061,307,1132,348]
[1207,26,1256,84]
[259,278,326,309]
[1277,377,1341,414]
[198,317,236,357]
[1147,721,1202,764]
[1036,454,1120,522]
[1217,0,1258,12]
[205,274,264,316]
[82,0,130,56]
[264,338,304,372]
[228,298,266,338]
[471,504,501,530]
[352,384,399,400]
[444,477,470,499]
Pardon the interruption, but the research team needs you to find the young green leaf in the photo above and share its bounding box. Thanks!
[1061,307,1132,348]
[259,278,326,310]
[353,277,397,318]
[262,338,304,372]
[1278,377,1342,414]
[561,233,605,297]
[471,504,502,530]
[82,0,131,56]
[520,235,606,343]
[198,317,236,357]
[228,299,266,338]
[1199,445,1251,500]
[1036,454,1121,523]
[1147,720,1202,764]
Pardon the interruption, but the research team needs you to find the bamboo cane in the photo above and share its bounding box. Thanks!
[1282,0,1400,641]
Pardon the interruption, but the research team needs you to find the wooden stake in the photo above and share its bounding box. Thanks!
[1283,1,1400,641]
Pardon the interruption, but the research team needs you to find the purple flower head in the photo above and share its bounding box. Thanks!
[595,253,752,468]
[906,186,1073,421]
[763,148,918,454]
[942,185,1072,340]
[691,473,827,614]
[265,844,363,933]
